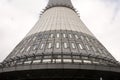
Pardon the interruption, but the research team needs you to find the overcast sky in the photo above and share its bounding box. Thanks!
[0,0,120,62]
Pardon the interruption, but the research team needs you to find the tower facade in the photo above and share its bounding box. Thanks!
[0,0,120,80]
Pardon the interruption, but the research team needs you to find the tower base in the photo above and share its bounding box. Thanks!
[0,69,120,80]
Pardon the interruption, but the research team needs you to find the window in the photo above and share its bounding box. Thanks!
[57,33,60,38]
[56,59,61,63]
[71,43,76,49]
[53,59,61,63]
[100,77,103,80]
[44,34,47,39]
[103,50,107,56]
[69,34,72,38]
[33,45,37,50]
[43,59,51,63]
[63,59,72,63]
[63,55,71,58]
[56,42,60,49]
[33,37,36,41]
[24,61,31,64]
[73,56,80,59]
[15,50,19,55]
[93,61,99,64]
[40,44,44,49]
[75,35,78,39]
[78,44,83,49]
[82,57,88,59]
[86,45,90,50]
[74,60,82,63]
[44,56,51,58]
[26,46,30,52]
[80,36,84,40]
[48,43,52,49]
[92,46,96,52]
[20,48,24,53]
[17,62,23,65]
[50,34,53,38]
[83,60,91,64]
[27,39,31,43]
[33,60,41,64]
[98,48,102,53]
[86,37,90,41]
[64,43,68,48]
[63,34,66,38]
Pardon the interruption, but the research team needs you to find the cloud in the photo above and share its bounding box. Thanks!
[101,0,120,21]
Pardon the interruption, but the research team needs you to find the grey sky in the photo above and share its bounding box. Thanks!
[0,0,120,62]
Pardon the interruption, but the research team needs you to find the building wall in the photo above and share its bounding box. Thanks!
[26,7,94,37]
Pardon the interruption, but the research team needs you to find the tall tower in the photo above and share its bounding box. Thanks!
[0,0,120,80]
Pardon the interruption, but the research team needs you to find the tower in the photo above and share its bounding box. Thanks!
[0,0,120,79]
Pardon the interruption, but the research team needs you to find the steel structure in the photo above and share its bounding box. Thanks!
[0,0,120,80]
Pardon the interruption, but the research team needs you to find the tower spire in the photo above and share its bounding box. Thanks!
[46,0,74,9]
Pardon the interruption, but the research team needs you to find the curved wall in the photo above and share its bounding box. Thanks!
[26,7,94,37]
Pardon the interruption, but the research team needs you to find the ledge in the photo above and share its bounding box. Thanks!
[0,63,120,73]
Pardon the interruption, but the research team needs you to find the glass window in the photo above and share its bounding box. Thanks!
[103,50,107,56]
[48,43,52,49]
[86,45,90,50]
[74,60,82,63]
[56,59,61,63]
[64,43,68,48]
[27,38,31,43]
[75,35,78,39]
[86,37,90,41]
[20,48,24,53]
[73,56,80,59]
[57,55,62,58]
[24,61,31,64]
[92,46,96,52]
[52,59,55,63]
[33,37,36,41]
[33,45,37,50]
[69,34,72,38]
[15,50,19,55]
[82,57,88,59]
[44,56,51,58]
[63,34,66,38]
[98,48,102,53]
[83,60,91,64]
[43,59,51,63]
[63,59,72,63]
[50,34,53,38]
[78,44,83,49]
[17,62,23,65]
[44,34,47,39]
[63,55,71,58]
[71,43,76,49]
[57,33,60,38]
[80,36,84,40]
[93,61,99,64]
[56,42,60,49]
[100,77,103,80]
[33,60,41,64]
[26,46,30,52]
[40,44,44,49]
